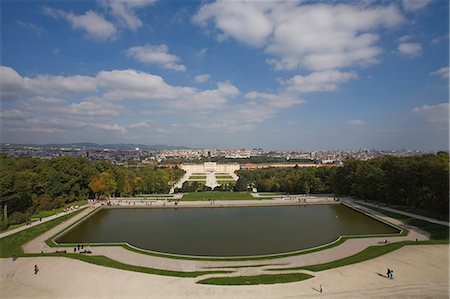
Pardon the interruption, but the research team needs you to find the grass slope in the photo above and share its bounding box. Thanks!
[197,273,313,285]
[181,191,255,201]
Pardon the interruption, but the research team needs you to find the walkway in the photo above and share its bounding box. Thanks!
[352,200,449,227]
[0,206,88,239]
[1,244,447,298]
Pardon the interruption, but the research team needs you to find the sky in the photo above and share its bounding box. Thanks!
[0,0,448,150]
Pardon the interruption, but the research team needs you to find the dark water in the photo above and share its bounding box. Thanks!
[57,204,399,256]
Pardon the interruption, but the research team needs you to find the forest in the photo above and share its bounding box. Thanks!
[0,154,184,228]
[236,152,449,220]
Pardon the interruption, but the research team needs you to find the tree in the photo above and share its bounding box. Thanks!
[89,172,117,199]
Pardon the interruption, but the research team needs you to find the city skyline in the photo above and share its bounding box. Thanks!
[1,0,449,150]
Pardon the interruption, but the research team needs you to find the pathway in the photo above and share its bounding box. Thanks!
[1,244,447,298]
[351,199,449,227]
[0,206,88,239]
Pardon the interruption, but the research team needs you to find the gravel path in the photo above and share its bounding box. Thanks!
[1,245,447,298]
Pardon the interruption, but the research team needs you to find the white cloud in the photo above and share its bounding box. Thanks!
[194,2,404,71]
[402,0,432,11]
[44,7,117,41]
[412,103,449,124]
[0,109,30,120]
[193,1,274,47]
[348,119,367,126]
[100,0,156,31]
[194,74,210,83]
[16,20,45,36]
[398,42,422,57]
[55,99,127,117]
[66,10,117,41]
[430,66,449,79]
[283,70,357,93]
[0,66,97,100]
[398,35,412,42]
[129,121,153,129]
[126,44,186,72]
[1,66,308,137]
[198,48,208,58]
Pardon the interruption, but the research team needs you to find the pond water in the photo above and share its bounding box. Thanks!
[56,204,399,257]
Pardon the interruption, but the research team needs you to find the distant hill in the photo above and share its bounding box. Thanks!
[1,143,193,150]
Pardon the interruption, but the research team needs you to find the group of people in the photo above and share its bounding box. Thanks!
[73,243,92,254]
[387,268,394,279]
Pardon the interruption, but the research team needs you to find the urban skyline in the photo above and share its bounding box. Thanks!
[1,0,449,150]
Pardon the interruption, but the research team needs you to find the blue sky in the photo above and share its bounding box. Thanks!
[1,0,448,150]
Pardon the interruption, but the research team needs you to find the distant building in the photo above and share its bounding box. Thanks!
[180,162,240,173]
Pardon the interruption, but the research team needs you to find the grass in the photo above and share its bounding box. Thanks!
[181,191,255,201]
[358,204,449,240]
[135,194,174,198]
[269,239,448,273]
[197,273,313,285]
[117,236,350,262]
[203,263,287,269]
[217,180,236,184]
[189,176,207,179]
[0,209,86,257]
[31,199,88,220]
[215,175,233,179]
[36,253,231,278]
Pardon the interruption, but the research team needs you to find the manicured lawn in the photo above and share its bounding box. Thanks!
[215,175,233,179]
[189,175,207,179]
[135,194,174,198]
[0,209,86,258]
[217,180,236,184]
[359,204,449,240]
[181,191,255,201]
[31,199,88,220]
[197,273,313,285]
[36,253,231,278]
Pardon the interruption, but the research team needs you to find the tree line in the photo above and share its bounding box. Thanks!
[0,154,184,228]
[235,152,449,220]
[1,152,447,227]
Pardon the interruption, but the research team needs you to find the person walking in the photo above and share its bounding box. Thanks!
[387,268,391,278]
[34,265,39,275]
[390,269,394,279]
[319,284,323,293]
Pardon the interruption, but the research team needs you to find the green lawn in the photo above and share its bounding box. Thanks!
[181,191,255,201]
[217,180,236,184]
[135,194,174,198]
[189,176,207,179]
[215,175,233,179]
[358,204,449,240]
[0,209,86,257]
[197,273,313,285]
[31,199,88,220]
